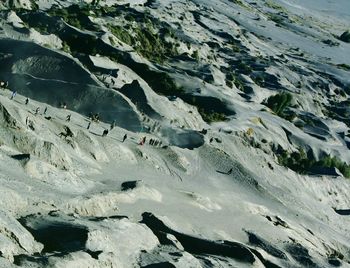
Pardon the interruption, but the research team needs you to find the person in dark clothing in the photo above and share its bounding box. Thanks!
[110,120,116,130]
[102,129,108,137]
[10,90,16,100]
[87,121,91,130]
[25,98,29,105]
[64,126,73,137]
[35,107,40,115]
[43,107,47,114]
[122,134,127,142]
[66,114,71,122]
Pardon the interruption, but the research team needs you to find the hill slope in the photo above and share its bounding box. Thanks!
[0,0,349,267]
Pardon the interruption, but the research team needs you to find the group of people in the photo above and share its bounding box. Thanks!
[4,84,166,148]
[149,138,162,147]
[138,136,163,147]
[88,112,100,123]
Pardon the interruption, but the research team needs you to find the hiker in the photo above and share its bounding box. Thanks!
[28,120,35,131]
[35,107,40,115]
[43,107,47,114]
[66,114,71,122]
[65,126,73,137]
[25,98,29,105]
[59,126,73,139]
[139,136,146,145]
[95,113,100,122]
[102,129,108,137]
[87,121,91,129]
[122,134,127,142]
[110,120,116,130]
[10,90,16,100]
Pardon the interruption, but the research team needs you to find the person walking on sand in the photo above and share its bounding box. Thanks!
[43,107,47,114]
[66,114,71,122]
[110,120,116,130]
[102,129,108,137]
[25,98,29,105]
[122,134,127,142]
[10,90,16,100]
[139,136,146,145]
[35,107,40,115]
[87,121,91,130]
[25,116,29,126]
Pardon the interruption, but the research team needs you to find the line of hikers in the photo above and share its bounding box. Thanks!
[3,84,167,147]
[138,136,163,147]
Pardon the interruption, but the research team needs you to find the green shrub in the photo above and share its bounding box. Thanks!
[30,0,39,10]
[62,41,71,53]
[108,22,177,63]
[192,50,199,61]
[108,25,134,45]
[199,109,228,123]
[316,156,350,178]
[277,148,350,178]
[265,92,292,116]
[226,79,233,88]
[236,61,252,74]
[337,63,350,71]
[268,14,284,25]
[48,5,95,30]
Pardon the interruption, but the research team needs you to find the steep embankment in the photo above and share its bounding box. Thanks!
[0,0,349,267]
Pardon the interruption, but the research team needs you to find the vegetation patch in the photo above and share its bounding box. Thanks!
[267,13,285,25]
[199,110,228,123]
[336,63,350,71]
[277,148,350,178]
[264,92,292,117]
[265,1,288,13]
[180,95,233,123]
[48,4,97,30]
[107,21,178,63]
